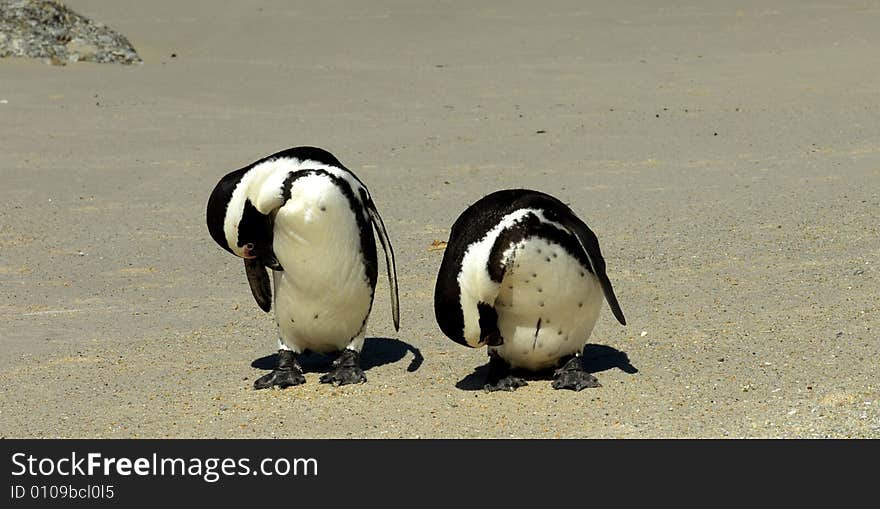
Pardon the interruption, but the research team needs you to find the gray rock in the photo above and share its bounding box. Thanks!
[0,0,141,65]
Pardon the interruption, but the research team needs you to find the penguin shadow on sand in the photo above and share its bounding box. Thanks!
[251,337,424,378]
[455,344,638,391]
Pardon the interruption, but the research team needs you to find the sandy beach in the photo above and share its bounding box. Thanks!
[1,0,878,438]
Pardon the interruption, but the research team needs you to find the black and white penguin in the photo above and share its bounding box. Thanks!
[434,189,626,391]
[206,146,399,388]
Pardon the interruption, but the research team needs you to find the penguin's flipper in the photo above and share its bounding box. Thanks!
[360,190,400,331]
[244,258,272,313]
[561,215,627,326]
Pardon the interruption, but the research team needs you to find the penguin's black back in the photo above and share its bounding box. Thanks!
[257,146,344,169]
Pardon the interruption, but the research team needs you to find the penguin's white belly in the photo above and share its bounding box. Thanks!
[271,175,373,353]
[491,238,603,371]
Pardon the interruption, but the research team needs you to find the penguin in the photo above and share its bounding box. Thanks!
[434,189,626,392]
[206,146,400,389]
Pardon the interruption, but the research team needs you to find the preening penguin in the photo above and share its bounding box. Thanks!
[206,146,400,388]
[434,189,626,392]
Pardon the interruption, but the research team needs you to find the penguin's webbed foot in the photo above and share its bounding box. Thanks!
[484,375,528,392]
[253,350,306,390]
[320,349,366,386]
[483,354,527,392]
[254,368,306,389]
[551,356,601,391]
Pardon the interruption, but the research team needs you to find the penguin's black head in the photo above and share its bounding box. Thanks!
[206,167,247,256]
[236,199,278,267]
[207,167,280,269]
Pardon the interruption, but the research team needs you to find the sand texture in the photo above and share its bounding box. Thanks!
[1,0,878,438]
